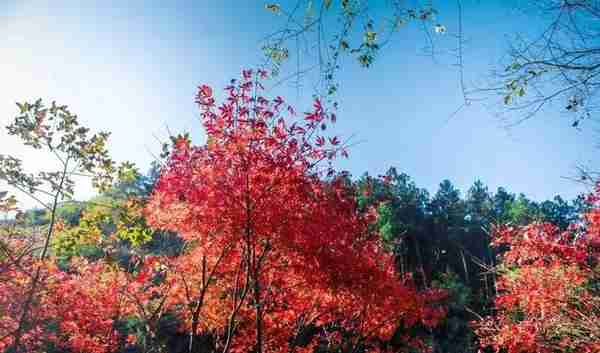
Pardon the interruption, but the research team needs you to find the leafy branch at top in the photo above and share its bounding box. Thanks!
[1,99,137,209]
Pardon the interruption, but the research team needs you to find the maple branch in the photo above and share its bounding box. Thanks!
[188,243,232,353]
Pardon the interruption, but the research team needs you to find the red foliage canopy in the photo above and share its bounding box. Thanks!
[145,70,445,353]
[475,186,600,353]
[0,255,128,353]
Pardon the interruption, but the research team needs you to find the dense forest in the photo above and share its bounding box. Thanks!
[2,1,600,352]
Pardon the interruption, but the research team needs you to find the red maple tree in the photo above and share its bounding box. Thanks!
[475,186,600,353]
[145,70,445,353]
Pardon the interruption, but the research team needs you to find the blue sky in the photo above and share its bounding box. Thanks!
[1,0,598,209]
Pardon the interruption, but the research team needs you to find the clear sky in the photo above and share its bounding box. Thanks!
[1,0,598,209]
